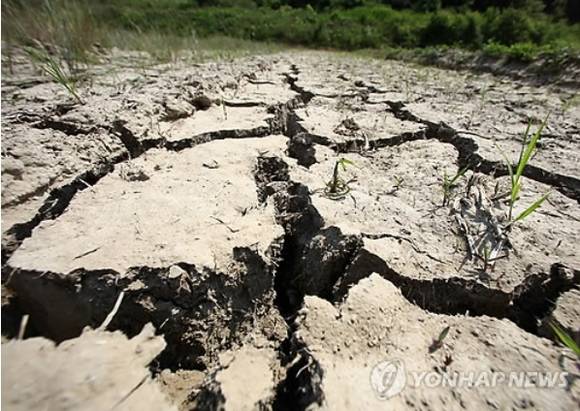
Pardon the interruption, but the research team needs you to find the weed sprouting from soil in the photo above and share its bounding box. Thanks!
[482,245,491,272]
[476,243,507,273]
[550,322,580,357]
[429,326,450,353]
[442,166,468,206]
[498,116,551,228]
[393,176,404,191]
[25,44,84,104]
[324,158,355,200]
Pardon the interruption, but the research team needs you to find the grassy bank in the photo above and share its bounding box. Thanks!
[103,4,580,51]
[2,0,579,65]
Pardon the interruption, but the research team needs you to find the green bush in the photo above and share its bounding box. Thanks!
[485,8,537,45]
[421,11,466,46]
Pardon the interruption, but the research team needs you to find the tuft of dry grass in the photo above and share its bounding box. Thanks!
[3,0,100,71]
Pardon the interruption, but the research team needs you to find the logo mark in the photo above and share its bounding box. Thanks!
[370,359,407,399]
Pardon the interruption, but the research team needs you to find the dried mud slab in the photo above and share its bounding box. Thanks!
[1,324,176,411]
[6,136,290,368]
[1,125,126,234]
[8,136,287,273]
[195,343,284,410]
[294,274,579,410]
[294,96,424,149]
[224,81,298,106]
[159,105,273,143]
[289,54,386,98]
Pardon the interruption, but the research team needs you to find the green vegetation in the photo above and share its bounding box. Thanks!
[550,322,580,357]
[325,158,355,199]
[429,325,450,352]
[101,2,580,52]
[499,117,551,228]
[2,0,579,64]
[1,0,285,68]
[25,43,84,104]
[441,166,468,206]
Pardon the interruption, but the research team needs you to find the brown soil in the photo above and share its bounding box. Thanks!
[2,49,579,410]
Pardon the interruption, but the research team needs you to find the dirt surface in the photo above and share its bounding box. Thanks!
[294,274,579,410]
[2,49,579,410]
[1,323,176,410]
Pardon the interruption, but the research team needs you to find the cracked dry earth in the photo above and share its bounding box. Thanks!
[1,49,580,410]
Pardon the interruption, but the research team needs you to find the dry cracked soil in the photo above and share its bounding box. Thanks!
[1,48,580,410]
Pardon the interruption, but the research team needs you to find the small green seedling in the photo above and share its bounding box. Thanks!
[25,44,83,104]
[429,326,450,353]
[476,244,507,273]
[482,245,491,272]
[442,167,468,206]
[393,176,404,190]
[550,322,580,357]
[500,116,550,228]
[325,158,355,200]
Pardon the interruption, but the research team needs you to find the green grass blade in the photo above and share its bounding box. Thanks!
[511,180,521,205]
[513,191,550,223]
[437,326,450,343]
[515,116,548,183]
[516,121,532,168]
[450,166,468,186]
[338,158,354,171]
[25,45,83,104]
[550,322,580,357]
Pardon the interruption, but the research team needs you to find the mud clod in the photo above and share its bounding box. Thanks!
[2,324,175,411]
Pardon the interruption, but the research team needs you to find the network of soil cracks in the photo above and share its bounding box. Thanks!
[2,49,580,410]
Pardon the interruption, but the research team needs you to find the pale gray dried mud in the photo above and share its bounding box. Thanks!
[1,324,176,411]
[2,49,579,410]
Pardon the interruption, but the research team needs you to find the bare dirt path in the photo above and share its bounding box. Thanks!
[2,50,579,410]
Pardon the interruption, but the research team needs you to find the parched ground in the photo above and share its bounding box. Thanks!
[1,49,579,410]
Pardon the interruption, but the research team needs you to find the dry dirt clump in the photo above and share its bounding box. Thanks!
[1,324,176,411]
[1,49,579,410]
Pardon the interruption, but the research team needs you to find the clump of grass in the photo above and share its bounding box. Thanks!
[3,0,99,71]
[25,44,84,104]
[442,166,468,206]
[499,116,551,228]
[550,322,580,357]
[325,158,355,200]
